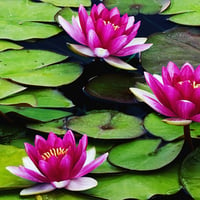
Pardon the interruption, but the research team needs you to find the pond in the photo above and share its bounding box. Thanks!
[0,0,199,199]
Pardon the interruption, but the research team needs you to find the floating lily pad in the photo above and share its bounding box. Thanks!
[83,73,144,103]
[0,105,71,122]
[180,146,200,200]
[83,164,181,200]
[144,113,200,140]
[66,110,144,139]
[41,0,91,7]
[5,62,83,87]
[142,27,200,74]
[0,0,62,40]
[0,89,74,108]
[56,8,78,23]
[0,40,23,52]
[109,138,184,170]
[0,144,33,189]
[0,191,35,200]
[104,0,170,15]
[162,0,200,26]
[27,119,68,135]
[0,79,26,100]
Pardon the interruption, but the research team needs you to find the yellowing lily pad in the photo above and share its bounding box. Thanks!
[83,164,181,200]
[0,144,33,189]
[180,146,200,200]
[142,27,200,74]
[162,0,200,26]
[109,139,184,170]
[66,110,144,139]
[0,40,22,52]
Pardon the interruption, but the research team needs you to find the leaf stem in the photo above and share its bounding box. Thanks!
[183,124,194,151]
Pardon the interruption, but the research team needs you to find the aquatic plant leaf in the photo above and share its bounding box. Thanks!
[0,89,74,108]
[41,0,91,7]
[56,7,78,23]
[144,113,200,140]
[5,63,82,87]
[83,164,181,200]
[0,79,26,100]
[84,73,144,103]
[66,110,144,139]
[109,139,184,170]
[0,0,62,40]
[162,0,200,25]
[180,146,200,200]
[0,40,22,52]
[142,27,200,74]
[0,145,33,189]
[0,105,72,122]
[104,0,170,15]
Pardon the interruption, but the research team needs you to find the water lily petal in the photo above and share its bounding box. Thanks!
[180,63,195,81]
[78,5,89,33]
[162,118,192,126]
[60,153,73,179]
[194,65,200,82]
[191,114,200,122]
[176,100,196,119]
[34,135,48,154]
[67,43,95,57]
[23,157,42,175]
[94,48,110,58]
[47,132,63,149]
[115,43,152,57]
[24,143,40,166]
[76,152,108,177]
[63,130,76,148]
[51,180,70,188]
[125,37,147,48]
[58,15,87,45]
[66,177,97,191]
[84,147,96,167]
[129,88,176,117]
[125,16,135,31]
[104,56,136,70]
[87,29,102,50]
[20,184,55,196]
[6,166,47,183]
[110,7,120,18]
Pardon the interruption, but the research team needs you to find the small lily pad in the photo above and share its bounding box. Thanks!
[162,0,200,26]
[144,113,200,140]
[0,105,72,122]
[0,144,33,189]
[0,40,23,52]
[83,73,144,103]
[104,0,170,15]
[142,27,200,74]
[180,146,200,200]
[109,138,184,170]
[66,110,144,139]
[41,0,91,7]
[83,164,182,200]
[0,89,74,108]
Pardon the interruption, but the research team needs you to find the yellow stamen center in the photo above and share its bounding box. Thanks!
[42,147,68,160]
[178,80,200,89]
[103,20,119,30]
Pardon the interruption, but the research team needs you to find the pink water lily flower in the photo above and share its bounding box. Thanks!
[130,61,200,125]
[6,131,108,196]
[58,3,152,70]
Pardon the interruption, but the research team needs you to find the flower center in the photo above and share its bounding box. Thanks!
[103,20,119,30]
[41,147,68,160]
[178,80,200,89]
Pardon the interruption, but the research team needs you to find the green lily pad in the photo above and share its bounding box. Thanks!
[0,0,62,40]
[56,8,78,23]
[0,79,26,100]
[104,0,170,15]
[84,73,144,104]
[0,144,33,189]
[180,146,200,200]
[0,40,23,52]
[0,89,74,108]
[0,190,35,200]
[27,119,68,135]
[0,105,72,122]
[141,27,200,74]
[66,110,144,139]
[5,62,83,87]
[162,0,200,26]
[144,113,200,140]
[109,138,184,170]
[83,164,182,200]
[41,0,91,7]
